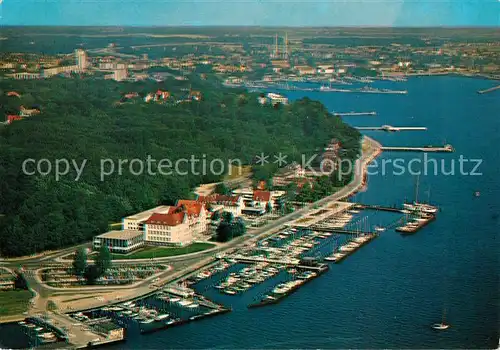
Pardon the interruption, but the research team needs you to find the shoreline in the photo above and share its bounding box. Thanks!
[0,136,382,322]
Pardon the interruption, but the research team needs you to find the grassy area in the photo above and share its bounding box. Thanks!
[0,290,33,317]
[111,243,216,260]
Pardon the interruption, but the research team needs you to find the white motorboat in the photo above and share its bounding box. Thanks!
[432,322,449,330]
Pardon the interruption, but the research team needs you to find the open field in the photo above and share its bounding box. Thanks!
[111,243,216,260]
[0,290,33,317]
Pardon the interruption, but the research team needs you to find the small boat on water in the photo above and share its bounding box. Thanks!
[432,323,449,330]
[140,318,155,324]
[374,226,385,232]
[187,303,199,308]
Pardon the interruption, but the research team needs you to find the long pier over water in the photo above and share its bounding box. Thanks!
[381,145,453,153]
[356,125,427,132]
[477,85,500,94]
[332,111,377,116]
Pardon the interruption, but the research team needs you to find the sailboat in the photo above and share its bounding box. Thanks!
[432,308,450,330]
[403,174,438,214]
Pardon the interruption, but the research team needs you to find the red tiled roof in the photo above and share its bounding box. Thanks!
[253,190,271,202]
[197,194,240,205]
[176,200,204,216]
[7,115,23,124]
[145,212,185,226]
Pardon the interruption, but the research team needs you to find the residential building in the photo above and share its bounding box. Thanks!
[294,65,316,75]
[189,90,202,101]
[6,115,23,124]
[19,106,41,117]
[93,230,145,253]
[42,65,81,78]
[233,188,286,214]
[113,68,128,81]
[266,93,288,105]
[197,194,244,217]
[122,205,171,231]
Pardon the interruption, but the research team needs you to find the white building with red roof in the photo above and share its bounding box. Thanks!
[196,194,244,217]
[144,202,207,246]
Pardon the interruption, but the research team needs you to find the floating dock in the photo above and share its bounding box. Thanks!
[381,145,453,153]
[356,125,427,132]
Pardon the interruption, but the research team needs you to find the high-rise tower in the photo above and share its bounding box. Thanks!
[75,49,87,71]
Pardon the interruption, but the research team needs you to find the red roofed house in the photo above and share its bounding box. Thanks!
[144,202,207,246]
[252,190,273,209]
[196,194,244,217]
[7,115,23,124]
[7,91,21,98]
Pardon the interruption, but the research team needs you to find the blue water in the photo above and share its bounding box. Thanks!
[2,76,498,349]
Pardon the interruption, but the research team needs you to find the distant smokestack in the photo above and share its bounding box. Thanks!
[285,32,288,58]
[275,33,279,58]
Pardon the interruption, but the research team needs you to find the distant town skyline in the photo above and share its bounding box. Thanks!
[1,0,499,27]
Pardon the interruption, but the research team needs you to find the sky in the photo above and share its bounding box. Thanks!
[0,0,499,27]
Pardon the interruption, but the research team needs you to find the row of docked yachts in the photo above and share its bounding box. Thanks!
[216,262,282,295]
[324,234,374,262]
[18,321,58,343]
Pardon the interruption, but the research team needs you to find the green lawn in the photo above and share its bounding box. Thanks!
[111,243,216,260]
[0,290,33,317]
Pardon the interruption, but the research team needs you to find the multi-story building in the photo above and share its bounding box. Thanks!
[122,205,171,231]
[144,203,207,246]
[196,194,244,217]
[42,65,81,78]
[75,49,88,71]
[113,68,128,81]
[266,93,288,105]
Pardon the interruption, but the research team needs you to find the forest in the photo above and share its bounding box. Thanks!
[0,74,360,256]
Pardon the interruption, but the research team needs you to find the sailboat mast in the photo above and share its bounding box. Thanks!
[415,174,420,204]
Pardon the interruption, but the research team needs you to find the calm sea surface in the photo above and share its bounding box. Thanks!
[1,76,498,349]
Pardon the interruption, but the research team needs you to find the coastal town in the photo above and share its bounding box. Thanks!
[0,24,498,350]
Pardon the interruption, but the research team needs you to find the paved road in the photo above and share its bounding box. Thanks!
[3,136,381,315]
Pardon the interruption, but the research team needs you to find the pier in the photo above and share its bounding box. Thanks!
[310,226,375,235]
[356,125,427,132]
[354,204,404,213]
[381,145,453,153]
[477,85,500,94]
[324,234,378,263]
[332,111,376,116]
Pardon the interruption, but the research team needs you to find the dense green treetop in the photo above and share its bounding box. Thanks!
[0,75,360,256]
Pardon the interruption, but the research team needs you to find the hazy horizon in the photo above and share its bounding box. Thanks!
[1,0,498,27]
